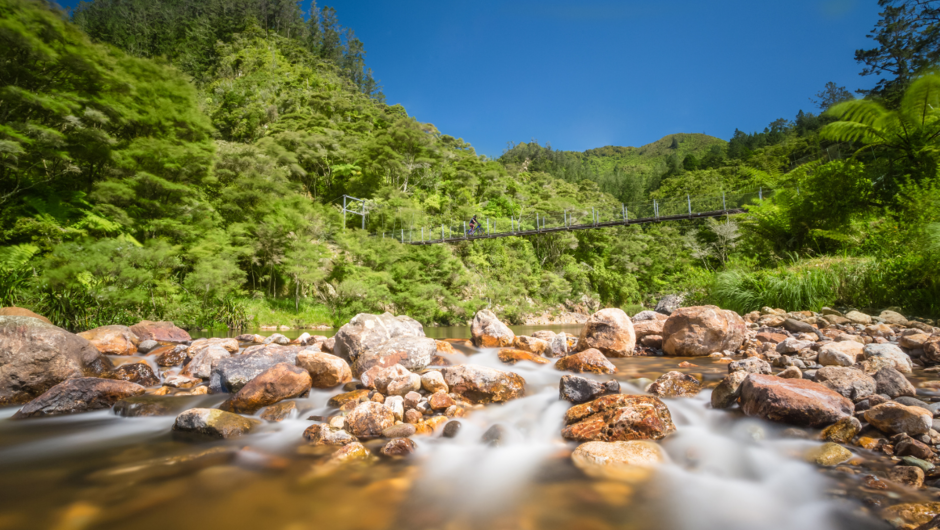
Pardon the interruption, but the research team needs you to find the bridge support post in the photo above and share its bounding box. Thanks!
[688,194,692,217]
[722,192,726,211]
[759,187,763,202]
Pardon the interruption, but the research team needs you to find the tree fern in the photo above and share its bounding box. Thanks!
[0,244,39,271]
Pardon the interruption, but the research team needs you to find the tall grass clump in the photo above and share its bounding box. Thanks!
[709,266,841,314]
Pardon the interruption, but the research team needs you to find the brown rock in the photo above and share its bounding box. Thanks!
[577,308,636,357]
[640,335,663,349]
[172,408,259,439]
[512,335,549,355]
[896,436,936,460]
[179,345,230,379]
[329,389,370,408]
[345,402,395,439]
[864,402,932,435]
[12,377,144,418]
[756,332,788,344]
[662,305,747,357]
[814,366,876,401]
[571,440,665,481]
[888,466,925,488]
[154,344,188,367]
[78,325,140,355]
[220,363,311,414]
[497,348,549,365]
[562,394,676,442]
[471,309,515,348]
[647,371,701,398]
[429,391,456,410]
[107,362,160,386]
[129,320,191,343]
[435,340,456,354]
[296,350,352,388]
[404,409,423,424]
[0,316,113,405]
[441,365,526,404]
[187,338,239,358]
[633,319,665,340]
[0,307,51,324]
[365,364,411,393]
[821,416,862,444]
[260,400,297,422]
[380,438,417,457]
[739,374,854,427]
[303,423,357,445]
[555,349,617,374]
[882,502,940,529]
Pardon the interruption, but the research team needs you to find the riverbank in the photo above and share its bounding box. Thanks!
[2,304,940,529]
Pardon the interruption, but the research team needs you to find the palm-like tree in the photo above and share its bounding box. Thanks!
[821,74,940,184]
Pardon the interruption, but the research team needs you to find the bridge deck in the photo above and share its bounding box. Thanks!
[407,208,746,245]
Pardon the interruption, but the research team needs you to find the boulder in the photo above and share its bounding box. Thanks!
[208,345,299,392]
[845,311,872,325]
[728,357,771,374]
[559,375,620,405]
[333,312,425,362]
[260,400,298,422]
[817,347,856,367]
[420,370,448,393]
[497,348,549,365]
[821,416,862,444]
[303,424,358,446]
[555,349,617,374]
[364,364,411,393]
[710,371,749,409]
[0,316,113,405]
[0,306,51,324]
[864,402,932,435]
[328,389,369,408]
[187,338,239,358]
[571,440,666,481]
[888,466,925,488]
[351,336,437,377]
[381,438,417,457]
[107,362,160,386]
[654,294,684,316]
[562,394,676,442]
[512,335,549,355]
[113,395,193,417]
[880,310,910,326]
[577,308,636,357]
[874,367,916,398]
[385,372,422,396]
[776,337,814,354]
[12,377,144,418]
[632,319,664,341]
[820,341,863,363]
[262,333,290,345]
[77,325,140,355]
[129,320,191,343]
[172,408,259,439]
[739,374,854,427]
[180,345,231,380]
[662,305,746,357]
[345,401,395,439]
[640,335,663,349]
[531,330,558,341]
[548,332,573,357]
[220,363,311,414]
[296,350,352,388]
[137,340,160,354]
[814,366,876,401]
[647,371,701,398]
[154,344,188,367]
[470,309,514,348]
[632,310,667,322]
[441,365,526,404]
[900,333,930,349]
[863,343,913,374]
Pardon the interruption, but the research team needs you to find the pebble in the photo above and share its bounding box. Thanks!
[807,442,852,466]
[889,466,925,488]
[443,420,462,438]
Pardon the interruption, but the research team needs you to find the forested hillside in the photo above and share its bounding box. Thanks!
[1,0,939,332]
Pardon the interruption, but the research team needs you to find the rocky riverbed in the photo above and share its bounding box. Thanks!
[2,304,940,529]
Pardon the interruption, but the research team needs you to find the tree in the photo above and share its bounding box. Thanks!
[855,0,940,105]
[821,74,940,187]
[811,82,854,111]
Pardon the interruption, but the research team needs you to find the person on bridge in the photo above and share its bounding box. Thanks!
[467,215,479,236]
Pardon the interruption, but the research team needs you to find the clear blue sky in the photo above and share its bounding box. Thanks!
[61,0,883,158]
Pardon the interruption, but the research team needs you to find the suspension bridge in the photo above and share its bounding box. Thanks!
[341,188,773,245]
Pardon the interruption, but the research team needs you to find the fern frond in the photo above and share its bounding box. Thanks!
[820,121,887,144]
[902,75,940,127]
[0,244,39,271]
[825,99,890,128]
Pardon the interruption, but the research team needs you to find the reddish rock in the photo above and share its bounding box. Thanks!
[381,438,417,456]
[364,364,411,392]
[259,400,297,422]
[154,344,188,367]
[429,391,456,410]
[0,316,113,405]
[512,335,549,355]
[562,394,676,442]
[662,305,747,357]
[739,374,854,427]
[864,402,932,435]
[0,307,51,324]
[345,402,395,439]
[756,332,788,344]
[577,308,636,357]
[436,340,457,354]
[220,363,312,414]
[647,371,701,398]
[296,350,352,388]
[555,349,617,374]
[328,389,370,408]
[441,365,526,404]
[78,325,140,355]
[179,345,230,379]
[498,348,549,365]
[13,377,144,418]
[129,320,191,343]
[471,309,515,348]
[633,319,665,339]
[640,335,663,349]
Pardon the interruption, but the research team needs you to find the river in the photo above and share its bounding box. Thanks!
[0,326,914,529]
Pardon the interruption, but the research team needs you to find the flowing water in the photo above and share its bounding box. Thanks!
[0,326,916,529]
